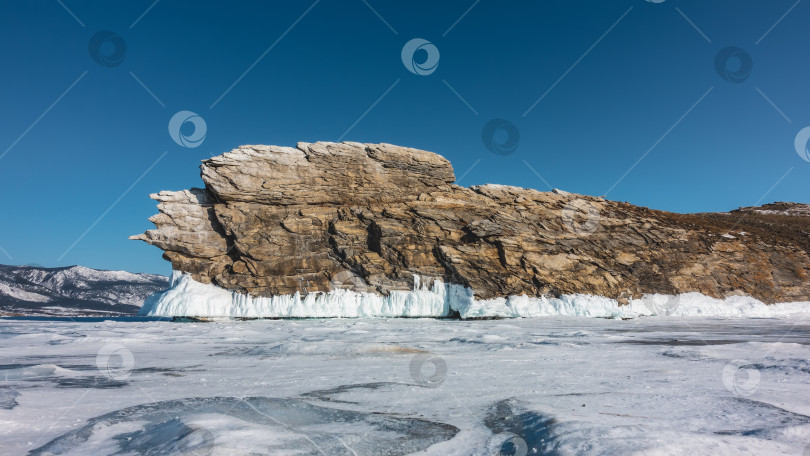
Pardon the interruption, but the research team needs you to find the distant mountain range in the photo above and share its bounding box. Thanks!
[0,264,168,317]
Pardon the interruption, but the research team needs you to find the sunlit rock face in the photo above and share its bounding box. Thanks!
[132,141,810,304]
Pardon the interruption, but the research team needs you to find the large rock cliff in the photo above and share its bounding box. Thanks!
[131,142,810,304]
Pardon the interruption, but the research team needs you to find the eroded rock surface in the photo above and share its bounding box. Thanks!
[131,142,810,303]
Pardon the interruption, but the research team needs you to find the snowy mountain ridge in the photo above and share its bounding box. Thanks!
[0,264,168,316]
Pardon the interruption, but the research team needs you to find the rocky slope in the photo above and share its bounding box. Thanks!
[131,142,810,304]
[0,264,168,316]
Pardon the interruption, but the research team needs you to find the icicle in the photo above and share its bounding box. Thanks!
[138,272,810,319]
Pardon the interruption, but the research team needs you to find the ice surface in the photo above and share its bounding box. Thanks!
[139,271,810,319]
[29,397,458,455]
[0,318,810,456]
[2,317,810,455]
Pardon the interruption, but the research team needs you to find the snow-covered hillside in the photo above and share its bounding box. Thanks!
[0,264,168,316]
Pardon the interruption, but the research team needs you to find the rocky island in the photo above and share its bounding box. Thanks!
[131,142,810,318]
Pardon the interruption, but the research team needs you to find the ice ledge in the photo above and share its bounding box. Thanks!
[139,272,810,319]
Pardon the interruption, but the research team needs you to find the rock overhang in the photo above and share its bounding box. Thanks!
[132,141,810,304]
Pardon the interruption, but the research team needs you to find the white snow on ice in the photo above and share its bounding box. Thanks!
[2,317,810,455]
[139,271,810,320]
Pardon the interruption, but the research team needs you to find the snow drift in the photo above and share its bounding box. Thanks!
[139,272,810,319]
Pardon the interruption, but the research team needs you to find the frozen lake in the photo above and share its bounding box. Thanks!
[1,316,809,455]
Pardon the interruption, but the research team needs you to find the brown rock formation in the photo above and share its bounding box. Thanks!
[131,142,810,304]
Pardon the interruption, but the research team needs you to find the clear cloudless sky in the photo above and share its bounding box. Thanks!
[1,0,808,275]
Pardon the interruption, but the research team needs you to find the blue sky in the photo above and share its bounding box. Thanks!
[1,0,808,275]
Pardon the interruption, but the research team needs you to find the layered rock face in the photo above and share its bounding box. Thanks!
[131,142,810,304]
